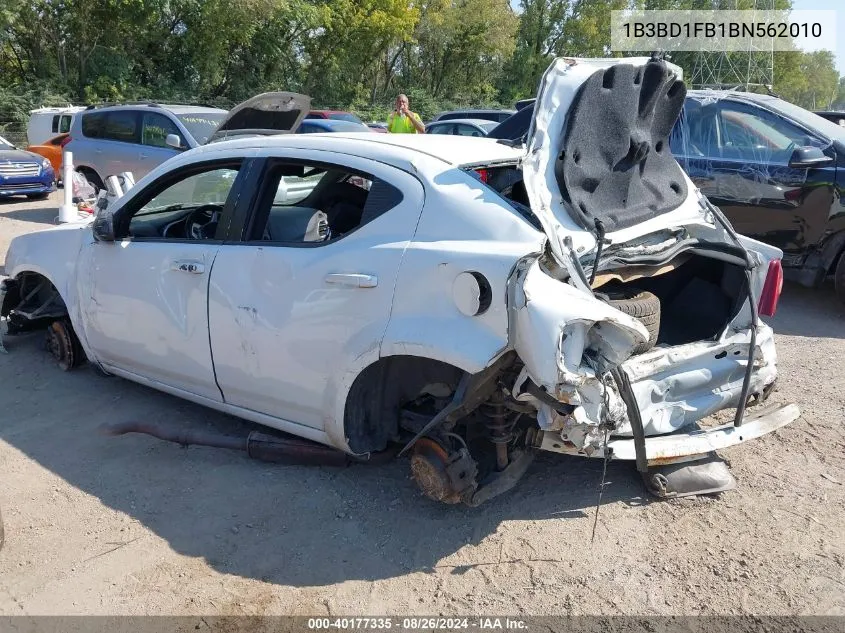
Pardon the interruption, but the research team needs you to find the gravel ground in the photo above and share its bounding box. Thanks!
[0,191,843,617]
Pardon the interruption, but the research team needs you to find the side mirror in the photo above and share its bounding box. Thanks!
[788,146,832,169]
[92,205,115,242]
[165,133,183,150]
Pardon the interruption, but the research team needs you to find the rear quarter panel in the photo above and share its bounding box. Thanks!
[382,165,545,373]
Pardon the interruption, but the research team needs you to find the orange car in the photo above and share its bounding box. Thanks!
[26,133,69,178]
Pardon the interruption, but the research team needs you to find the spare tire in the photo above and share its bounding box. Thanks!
[604,289,661,354]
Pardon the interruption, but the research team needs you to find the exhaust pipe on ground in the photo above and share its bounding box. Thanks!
[99,421,395,467]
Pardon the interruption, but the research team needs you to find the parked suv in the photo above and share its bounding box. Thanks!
[66,104,227,188]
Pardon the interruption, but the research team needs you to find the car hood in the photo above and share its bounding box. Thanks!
[0,149,42,163]
[522,57,704,266]
[208,92,311,142]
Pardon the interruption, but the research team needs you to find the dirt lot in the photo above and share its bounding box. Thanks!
[1,191,843,617]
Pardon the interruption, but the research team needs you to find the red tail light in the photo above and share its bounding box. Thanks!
[475,168,489,183]
[758,259,783,317]
[60,135,72,148]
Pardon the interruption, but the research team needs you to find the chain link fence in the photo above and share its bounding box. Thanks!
[0,120,28,146]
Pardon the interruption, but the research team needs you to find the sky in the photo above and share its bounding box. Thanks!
[791,0,843,72]
[508,1,843,73]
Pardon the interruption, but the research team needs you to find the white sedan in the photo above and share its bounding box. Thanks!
[1,57,798,505]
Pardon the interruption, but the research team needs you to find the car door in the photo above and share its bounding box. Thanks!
[208,149,424,430]
[138,111,181,175]
[672,98,836,255]
[77,158,249,400]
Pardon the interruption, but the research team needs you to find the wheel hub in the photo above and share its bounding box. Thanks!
[45,320,80,371]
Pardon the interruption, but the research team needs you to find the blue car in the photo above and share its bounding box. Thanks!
[0,134,56,200]
[296,119,371,134]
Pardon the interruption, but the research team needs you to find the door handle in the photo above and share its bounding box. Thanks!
[324,273,377,288]
[171,260,205,274]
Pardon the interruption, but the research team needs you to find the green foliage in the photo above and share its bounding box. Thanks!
[1,0,841,123]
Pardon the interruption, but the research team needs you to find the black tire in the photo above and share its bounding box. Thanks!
[76,167,104,193]
[26,193,49,200]
[606,289,661,354]
[835,252,845,305]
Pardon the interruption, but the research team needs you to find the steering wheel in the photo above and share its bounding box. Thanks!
[185,204,223,240]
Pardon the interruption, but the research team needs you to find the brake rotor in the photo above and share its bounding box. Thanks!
[410,438,456,503]
[409,437,478,504]
[45,319,83,371]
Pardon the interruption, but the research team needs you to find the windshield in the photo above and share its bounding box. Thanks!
[328,112,363,124]
[479,121,499,133]
[767,98,845,144]
[176,112,227,144]
[0,135,15,150]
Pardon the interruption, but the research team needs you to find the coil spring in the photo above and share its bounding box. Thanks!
[479,395,517,445]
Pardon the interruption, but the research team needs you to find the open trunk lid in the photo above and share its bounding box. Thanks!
[522,57,705,266]
[208,92,311,142]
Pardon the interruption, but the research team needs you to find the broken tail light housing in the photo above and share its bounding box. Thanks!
[758,259,783,317]
[475,168,489,183]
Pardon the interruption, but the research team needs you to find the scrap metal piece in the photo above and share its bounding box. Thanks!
[643,453,736,499]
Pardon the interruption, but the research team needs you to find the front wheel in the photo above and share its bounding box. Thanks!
[835,252,845,305]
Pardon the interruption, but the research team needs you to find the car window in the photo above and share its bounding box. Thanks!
[142,112,181,148]
[59,115,72,133]
[125,165,240,240]
[176,112,226,145]
[249,161,402,244]
[455,124,483,137]
[327,112,363,124]
[103,111,139,143]
[716,103,822,163]
[429,124,455,135]
[51,115,60,133]
[82,112,106,138]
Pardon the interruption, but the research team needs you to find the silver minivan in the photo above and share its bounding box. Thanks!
[66,104,227,189]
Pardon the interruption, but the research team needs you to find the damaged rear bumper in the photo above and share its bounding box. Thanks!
[532,402,800,463]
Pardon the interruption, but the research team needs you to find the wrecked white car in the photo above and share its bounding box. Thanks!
[1,57,798,505]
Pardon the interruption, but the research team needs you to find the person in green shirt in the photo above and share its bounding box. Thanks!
[387,94,425,134]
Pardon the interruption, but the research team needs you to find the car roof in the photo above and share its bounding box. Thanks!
[300,120,368,131]
[685,89,783,105]
[192,132,522,168]
[80,104,226,115]
[428,118,497,127]
[438,109,515,115]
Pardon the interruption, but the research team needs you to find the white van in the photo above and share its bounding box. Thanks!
[27,106,85,145]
